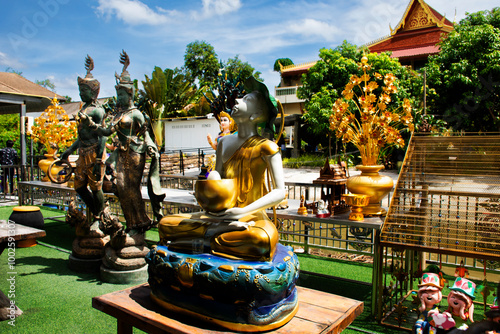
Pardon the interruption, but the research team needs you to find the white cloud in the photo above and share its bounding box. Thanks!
[95,0,169,26]
[0,51,23,69]
[191,0,241,20]
[288,19,340,42]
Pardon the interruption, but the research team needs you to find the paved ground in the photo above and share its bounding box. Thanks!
[283,167,399,183]
[182,166,399,184]
[0,166,400,207]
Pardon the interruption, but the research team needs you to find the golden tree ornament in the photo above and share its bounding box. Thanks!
[31,96,78,156]
[329,55,414,166]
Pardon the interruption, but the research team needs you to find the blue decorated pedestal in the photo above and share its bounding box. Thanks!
[146,243,299,332]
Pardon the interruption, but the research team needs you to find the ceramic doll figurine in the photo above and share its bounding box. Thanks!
[414,273,444,334]
[444,277,476,331]
[207,111,236,150]
[316,199,329,218]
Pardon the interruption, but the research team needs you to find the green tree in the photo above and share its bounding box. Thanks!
[273,58,294,72]
[425,7,500,131]
[35,79,56,92]
[0,114,19,149]
[224,55,261,82]
[183,40,220,89]
[298,41,421,156]
[139,67,197,124]
[5,67,22,76]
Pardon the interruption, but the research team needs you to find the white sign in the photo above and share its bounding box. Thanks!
[164,117,220,150]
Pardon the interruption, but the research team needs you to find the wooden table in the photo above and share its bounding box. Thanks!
[0,221,46,318]
[0,221,46,254]
[92,283,363,334]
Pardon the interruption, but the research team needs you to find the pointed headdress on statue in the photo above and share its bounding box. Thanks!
[77,55,100,96]
[115,50,134,95]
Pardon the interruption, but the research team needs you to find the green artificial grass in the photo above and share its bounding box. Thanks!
[0,243,140,333]
[0,204,401,333]
[297,253,373,284]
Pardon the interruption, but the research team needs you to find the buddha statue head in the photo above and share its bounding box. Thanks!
[243,76,278,139]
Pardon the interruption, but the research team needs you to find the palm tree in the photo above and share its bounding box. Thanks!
[140,67,196,147]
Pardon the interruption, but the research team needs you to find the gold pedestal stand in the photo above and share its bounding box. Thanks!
[342,194,370,221]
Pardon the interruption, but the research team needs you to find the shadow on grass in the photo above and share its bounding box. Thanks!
[15,254,103,284]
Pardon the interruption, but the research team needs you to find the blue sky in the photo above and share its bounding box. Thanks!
[1,0,497,101]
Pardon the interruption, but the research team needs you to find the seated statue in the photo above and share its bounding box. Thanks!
[158,78,285,261]
[147,77,299,332]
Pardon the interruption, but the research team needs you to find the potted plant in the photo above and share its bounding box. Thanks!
[329,55,414,215]
[30,97,77,181]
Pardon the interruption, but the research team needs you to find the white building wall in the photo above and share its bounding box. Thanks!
[164,117,220,150]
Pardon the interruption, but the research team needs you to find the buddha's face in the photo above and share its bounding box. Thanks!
[116,88,131,107]
[79,84,93,103]
[232,91,267,124]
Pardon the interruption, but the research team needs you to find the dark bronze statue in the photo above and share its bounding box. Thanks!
[62,56,109,265]
[94,51,165,277]
[62,55,107,225]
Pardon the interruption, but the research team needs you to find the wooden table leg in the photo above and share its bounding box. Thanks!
[117,319,133,334]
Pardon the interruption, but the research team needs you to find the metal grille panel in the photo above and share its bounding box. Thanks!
[380,133,500,260]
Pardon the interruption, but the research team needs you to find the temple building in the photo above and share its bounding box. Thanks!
[366,0,454,70]
[274,0,454,155]
[273,61,318,157]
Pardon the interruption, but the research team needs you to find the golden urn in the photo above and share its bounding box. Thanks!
[346,165,393,216]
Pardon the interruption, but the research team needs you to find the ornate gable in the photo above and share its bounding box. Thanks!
[390,0,452,35]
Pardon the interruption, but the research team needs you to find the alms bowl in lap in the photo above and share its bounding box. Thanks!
[194,179,237,212]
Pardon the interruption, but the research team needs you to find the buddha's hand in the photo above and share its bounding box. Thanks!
[228,221,255,230]
[208,207,248,220]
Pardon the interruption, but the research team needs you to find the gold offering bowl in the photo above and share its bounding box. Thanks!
[195,179,238,213]
[342,194,371,221]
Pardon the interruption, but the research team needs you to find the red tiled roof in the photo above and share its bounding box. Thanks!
[390,45,440,58]
[281,62,317,76]
[369,28,447,53]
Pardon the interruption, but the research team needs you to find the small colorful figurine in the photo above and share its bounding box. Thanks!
[455,259,469,278]
[316,199,329,218]
[414,273,444,334]
[444,277,476,331]
[297,194,308,215]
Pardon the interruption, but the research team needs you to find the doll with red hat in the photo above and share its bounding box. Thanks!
[415,273,445,334]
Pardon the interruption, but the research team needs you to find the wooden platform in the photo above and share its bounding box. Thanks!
[92,283,363,334]
[0,221,46,254]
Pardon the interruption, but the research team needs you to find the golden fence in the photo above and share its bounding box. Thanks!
[381,133,500,260]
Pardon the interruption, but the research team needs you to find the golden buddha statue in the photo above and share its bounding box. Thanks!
[158,77,284,262]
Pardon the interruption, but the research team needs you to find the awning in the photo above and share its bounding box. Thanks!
[390,45,440,59]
